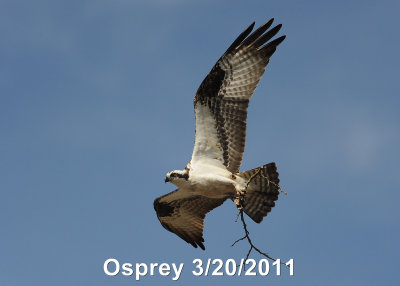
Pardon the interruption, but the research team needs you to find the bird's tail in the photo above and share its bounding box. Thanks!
[237,162,280,223]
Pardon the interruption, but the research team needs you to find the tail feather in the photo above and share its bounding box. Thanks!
[237,162,280,223]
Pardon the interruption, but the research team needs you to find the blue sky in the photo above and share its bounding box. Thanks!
[1,0,399,285]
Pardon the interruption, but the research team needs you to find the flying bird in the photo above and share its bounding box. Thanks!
[154,19,285,250]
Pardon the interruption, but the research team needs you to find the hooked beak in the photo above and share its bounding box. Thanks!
[164,176,169,183]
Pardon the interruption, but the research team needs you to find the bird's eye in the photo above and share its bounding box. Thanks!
[170,173,175,177]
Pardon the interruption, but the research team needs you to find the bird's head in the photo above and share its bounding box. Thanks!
[165,170,189,185]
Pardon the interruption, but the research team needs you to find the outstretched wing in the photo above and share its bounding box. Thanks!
[154,189,227,250]
[190,19,285,173]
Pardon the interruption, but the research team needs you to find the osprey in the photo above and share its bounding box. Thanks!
[154,19,285,250]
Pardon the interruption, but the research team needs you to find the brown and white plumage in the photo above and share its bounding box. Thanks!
[192,19,285,173]
[154,189,226,250]
[154,19,285,250]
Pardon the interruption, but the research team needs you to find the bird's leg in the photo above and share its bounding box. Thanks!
[234,184,247,210]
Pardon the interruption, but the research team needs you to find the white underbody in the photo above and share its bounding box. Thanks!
[167,104,248,201]
[172,164,247,199]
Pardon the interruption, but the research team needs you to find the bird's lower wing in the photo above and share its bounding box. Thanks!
[154,188,227,250]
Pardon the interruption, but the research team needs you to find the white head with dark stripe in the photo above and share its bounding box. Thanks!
[165,169,189,187]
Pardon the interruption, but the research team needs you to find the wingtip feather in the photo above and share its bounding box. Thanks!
[198,241,205,250]
[241,18,275,47]
[224,21,255,54]
[270,35,286,47]
[252,23,283,48]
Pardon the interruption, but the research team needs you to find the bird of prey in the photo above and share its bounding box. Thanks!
[154,19,285,250]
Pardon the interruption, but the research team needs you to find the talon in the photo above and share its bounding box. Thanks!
[234,197,243,210]
[235,188,246,197]
[234,188,247,210]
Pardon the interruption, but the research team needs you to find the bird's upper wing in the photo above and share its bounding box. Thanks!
[154,189,227,250]
[190,19,285,173]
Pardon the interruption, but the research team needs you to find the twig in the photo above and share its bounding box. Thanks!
[245,166,288,195]
[232,210,278,262]
[232,166,287,267]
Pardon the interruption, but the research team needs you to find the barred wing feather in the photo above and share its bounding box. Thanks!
[190,19,285,173]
